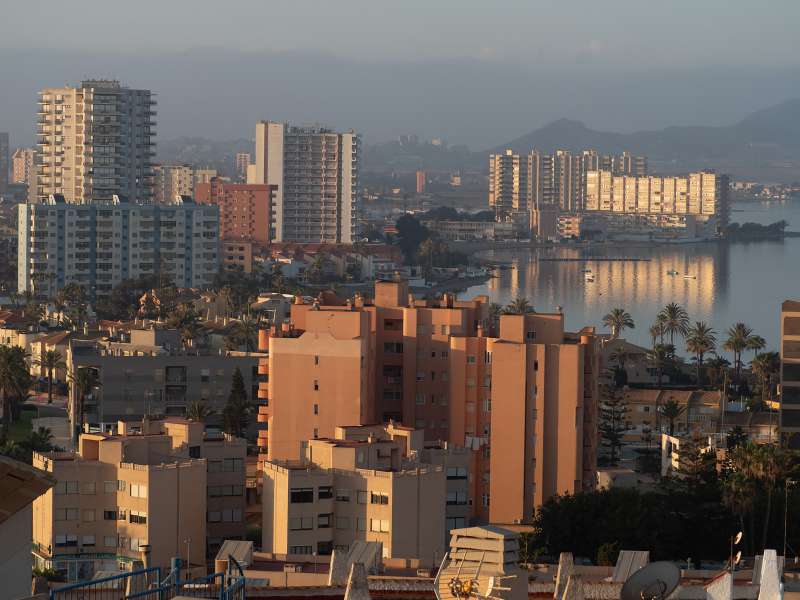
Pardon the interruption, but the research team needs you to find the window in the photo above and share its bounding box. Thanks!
[467,378,476,388]
[55,508,78,521]
[314,355,319,365]
[467,355,476,364]
[416,371,425,381]
[82,535,96,547]
[208,485,245,497]
[313,404,319,415]
[117,480,126,491]
[130,511,147,525]
[441,350,449,359]
[208,511,221,523]
[290,488,314,503]
[104,510,118,520]
[289,545,313,555]
[80,482,96,495]
[415,392,425,405]
[370,519,390,533]
[82,509,95,522]
[447,491,468,505]
[482,494,490,507]
[55,481,78,495]
[130,484,147,498]
[484,352,492,364]
[526,330,536,341]
[313,380,319,391]
[317,486,333,499]
[370,492,389,505]
[336,517,350,530]
[104,536,117,548]
[383,342,403,354]
[289,517,314,531]
[446,467,468,480]
[118,509,128,521]
[483,376,492,388]
[431,371,436,381]
[103,481,117,494]
[55,534,78,547]
[415,419,426,429]
[336,489,351,502]
[441,371,448,382]
[446,517,467,531]
[357,491,368,504]
[357,518,367,532]
[318,513,332,528]
[483,399,491,413]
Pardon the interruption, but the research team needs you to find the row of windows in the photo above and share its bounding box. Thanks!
[208,508,243,523]
[290,487,390,505]
[208,458,243,473]
[55,480,145,497]
[53,534,148,550]
[208,485,244,497]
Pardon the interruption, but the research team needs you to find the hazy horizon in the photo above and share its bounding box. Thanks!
[2,1,800,148]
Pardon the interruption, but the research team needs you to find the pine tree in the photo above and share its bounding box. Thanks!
[223,367,250,438]
[599,386,631,466]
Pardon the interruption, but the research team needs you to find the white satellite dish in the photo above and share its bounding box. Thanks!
[734,531,743,545]
[621,562,681,600]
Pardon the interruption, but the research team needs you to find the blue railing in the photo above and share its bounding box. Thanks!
[49,566,246,600]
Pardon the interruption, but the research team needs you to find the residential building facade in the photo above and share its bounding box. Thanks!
[36,80,155,204]
[195,177,275,246]
[12,147,36,187]
[781,300,800,447]
[17,194,219,297]
[153,164,194,204]
[254,121,361,243]
[0,132,8,193]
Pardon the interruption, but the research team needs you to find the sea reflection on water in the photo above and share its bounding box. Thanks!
[463,201,800,352]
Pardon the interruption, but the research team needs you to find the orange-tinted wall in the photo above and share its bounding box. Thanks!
[196,177,274,245]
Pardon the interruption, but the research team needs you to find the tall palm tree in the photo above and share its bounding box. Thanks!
[659,399,686,436]
[658,303,690,345]
[0,346,31,441]
[724,322,756,381]
[602,308,635,339]
[705,356,731,390]
[685,322,717,385]
[68,367,101,440]
[186,400,215,423]
[504,297,534,315]
[648,322,665,350]
[751,351,780,408]
[35,350,65,404]
[746,335,766,361]
[648,343,674,387]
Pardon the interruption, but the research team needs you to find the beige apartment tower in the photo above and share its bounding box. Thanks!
[12,148,36,186]
[36,80,155,204]
[781,300,800,446]
[254,121,361,243]
[152,164,195,203]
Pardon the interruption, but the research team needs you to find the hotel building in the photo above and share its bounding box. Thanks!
[256,280,599,527]
[253,121,360,243]
[32,418,247,581]
[17,194,219,297]
[36,80,155,204]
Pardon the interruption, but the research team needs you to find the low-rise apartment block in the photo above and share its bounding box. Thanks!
[263,423,467,565]
[18,194,220,298]
[32,418,246,581]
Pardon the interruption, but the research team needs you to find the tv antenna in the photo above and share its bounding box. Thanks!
[620,561,681,600]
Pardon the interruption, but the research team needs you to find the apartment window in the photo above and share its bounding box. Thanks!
[318,486,333,499]
[318,513,332,528]
[467,378,476,388]
[103,510,118,521]
[55,481,78,495]
[200,369,210,383]
[481,494,490,507]
[313,428,319,438]
[441,350,449,359]
[483,376,492,388]
[118,509,128,521]
[483,399,492,413]
[208,511,221,523]
[289,545,313,555]
[313,380,319,391]
[370,519,390,533]
[103,481,116,494]
[383,342,403,354]
[415,392,425,405]
[446,517,467,531]
[446,467,468,480]
[440,325,448,335]
[370,492,389,505]
[117,480,126,491]
[290,488,314,503]
[416,371,425,381]
[130,511,148,525]
[55,508,79,521]
[447,491,468,505]
[440,394,449,406]
[526,330,536,341]
[336,489,351,502]
[467,355,476,364]
[357,518,367,532]
[357,490,368,504]
[130,484,147,498]
[55,534,78,547]
[534,360,539,371]
[313,404,319,415]
[336,517,350,530]
[80,482,96,495]
[104,536,117,548]
[189,446,201,458]
[289,517,313,531]
[431,350,436,358]
[442,371,448,382]
[314,355,320,365]
[415,419,426,429]
[531,385,538,398]
[82,535,96,547]
[82,509,96,522]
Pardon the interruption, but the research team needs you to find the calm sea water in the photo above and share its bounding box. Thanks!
[463,200,800,354]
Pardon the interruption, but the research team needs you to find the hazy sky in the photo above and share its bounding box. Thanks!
[2,1,799,147]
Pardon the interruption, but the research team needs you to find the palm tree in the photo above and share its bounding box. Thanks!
[659,399,686,436]
[602,308,635,339]
[648,343,674,387]
[35,350,65,404]
[68,367,101,440]
[487,303,503,335]
[706,356,731,390]
[746,335,766,360]
[0,346,30,441]
[724,322,756,381]
[658,302,689,345]
[186,400,215,423]
[685,322,717,385]
[751,351,780,408]
[234,313,260,352]
[648,322,665,350]
[504,297,534,315]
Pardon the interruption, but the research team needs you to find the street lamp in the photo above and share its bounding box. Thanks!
[785,480,796,563]
[184,538,191,578]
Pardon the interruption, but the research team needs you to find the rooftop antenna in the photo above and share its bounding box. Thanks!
[620,561,680,600]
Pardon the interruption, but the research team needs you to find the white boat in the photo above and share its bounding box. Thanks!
[683,274,696,279]
[666,269,679,276]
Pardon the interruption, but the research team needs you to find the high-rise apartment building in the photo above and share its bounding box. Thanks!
[416,170,426,194]
[0,132,9,193]
[195,177,275,246]
[585,170,729,227]
[781,300,800,447]
[235,153,251,180]
[152,164,194,204]
[36,80,155,204]
[18,195,219,297]
[490,149,648,215]
[32,418,246,581]
[257,281,599,526]
[254,121,361,243]
[12,148,36,186]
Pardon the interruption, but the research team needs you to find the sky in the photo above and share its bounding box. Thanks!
[2,1,800,147]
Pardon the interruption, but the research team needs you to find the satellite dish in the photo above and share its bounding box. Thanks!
[734,551,742,565]
[621,562,681,600]
[734,531,743,545]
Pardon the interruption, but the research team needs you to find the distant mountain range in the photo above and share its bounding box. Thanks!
[158,100,800,182]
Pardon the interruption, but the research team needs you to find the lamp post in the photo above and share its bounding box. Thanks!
[184,538,191,578]
[785,480,796,563]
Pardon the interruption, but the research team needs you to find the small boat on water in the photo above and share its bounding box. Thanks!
[683,274,697,280]
[666,269,679,276]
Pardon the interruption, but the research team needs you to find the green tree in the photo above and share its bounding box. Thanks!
[599,387,630,466]
[504,297,534,315]
[167,303,203,348]
[746,335,766,360]
[602,308,635,339]
[648,343,674,387]
[0,346,31,441]
[395,214,430,263]
[659,400,686,436]
[648,322,665,350]
[685,322,717,385]
[234,313,261,352]
[706,356,731,390]
[186,400,215,423]
[35,350,65,404]
[723,322,757,381]
[223,368,250,438]
[658,303,689,345]
[68,367,100,440]
[751,352,780,409]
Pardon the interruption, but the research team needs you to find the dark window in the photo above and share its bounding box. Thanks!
[189,446,201,458]
[317,541,333,555]
[383,342,404,354]
[318,513,332,528]
[783,387,800,405]
[290,488,314,503]
[782,409,800,428]
[318,486,333,499]
[784,317,800,336]
[784,364,800,382]
[784,342,800,360]
[103,510,117,520]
